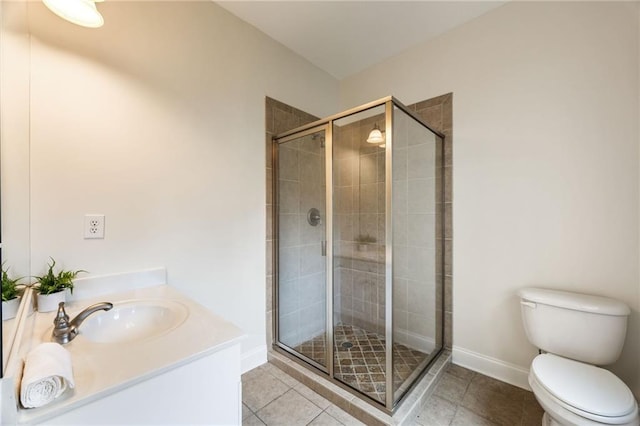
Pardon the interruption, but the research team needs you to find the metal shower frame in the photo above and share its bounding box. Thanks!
[271,96,445,412]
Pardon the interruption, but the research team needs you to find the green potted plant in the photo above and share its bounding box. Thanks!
[2,263,24,320]
[34,258,86,312]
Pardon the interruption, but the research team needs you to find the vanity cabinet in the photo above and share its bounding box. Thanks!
[2,269,245,426]
[42,343,241,425]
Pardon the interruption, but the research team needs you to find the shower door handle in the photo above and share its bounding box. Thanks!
[321,240,327,257]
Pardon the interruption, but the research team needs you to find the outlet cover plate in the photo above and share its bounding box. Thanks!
[84,214,105,239]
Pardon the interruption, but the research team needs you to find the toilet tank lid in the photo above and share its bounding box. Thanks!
[518,288,630,316]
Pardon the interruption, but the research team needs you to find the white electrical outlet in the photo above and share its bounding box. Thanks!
[84,214,105,239]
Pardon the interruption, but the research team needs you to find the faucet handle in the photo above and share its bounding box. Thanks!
[53,302,70,329]
[52,301,113,344]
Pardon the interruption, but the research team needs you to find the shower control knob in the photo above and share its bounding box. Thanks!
[307,208,321,226]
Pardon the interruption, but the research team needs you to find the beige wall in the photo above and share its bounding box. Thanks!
[341,1,640,395]
[1,1,30,277]
[637,1,640,400]
[4,1,339,371]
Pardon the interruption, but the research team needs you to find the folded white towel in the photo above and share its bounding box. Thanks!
[20,342,75,408]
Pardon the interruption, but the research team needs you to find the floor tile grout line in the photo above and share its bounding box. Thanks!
[306,408,346,426]
[290,387,328,412]
[260,364,299,389]
[252,407,267,426]
[244,368,298,419]
[457,372,497,426]
[252,384,351,426]
[263,364,340,414]
[305,410,324,426]
[447,404,461,426]
[463,371,475,395]
[246,399,268,423]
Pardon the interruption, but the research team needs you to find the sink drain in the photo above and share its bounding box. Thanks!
[341,341,353,349]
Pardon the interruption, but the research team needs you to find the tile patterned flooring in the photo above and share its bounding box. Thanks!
[293,324,429,403]
[242,362,365,426]
[242,361,544,426]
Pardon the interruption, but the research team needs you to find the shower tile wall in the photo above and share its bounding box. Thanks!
[277,134,327,349]
[265,94,453,351]
[409,94,453,349]
[266,98,319,348]
[392,108,438,356]
[333,114,387,336]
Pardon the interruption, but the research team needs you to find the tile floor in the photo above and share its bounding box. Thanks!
[242,362,365,426]
[416,364,543,426]
[294,324,429,403]
[242,360,544,426]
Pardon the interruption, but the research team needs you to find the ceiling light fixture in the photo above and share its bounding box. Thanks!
[42,0,105,28]
[366,123,385,144]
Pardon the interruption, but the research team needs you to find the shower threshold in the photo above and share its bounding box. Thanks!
[269,346,451,425]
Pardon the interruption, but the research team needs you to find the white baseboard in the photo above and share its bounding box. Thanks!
[452,346,531,391]
[241,345,268,374]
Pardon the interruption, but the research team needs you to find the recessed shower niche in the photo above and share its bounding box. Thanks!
[272,97,444,411]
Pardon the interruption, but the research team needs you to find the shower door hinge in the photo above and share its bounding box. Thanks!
[321,240,327,257]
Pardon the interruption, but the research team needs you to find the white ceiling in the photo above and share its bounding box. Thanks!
[216,1,506,79]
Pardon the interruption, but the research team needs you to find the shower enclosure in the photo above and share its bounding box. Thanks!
[273,97,444,411]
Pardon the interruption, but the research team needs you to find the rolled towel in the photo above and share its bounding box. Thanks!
[20,342,75,408]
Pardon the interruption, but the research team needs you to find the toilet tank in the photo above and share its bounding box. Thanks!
[518,288,630,365]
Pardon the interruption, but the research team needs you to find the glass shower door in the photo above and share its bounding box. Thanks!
[272,97,445,411]
[391,105,443,404]
[332,105,388,404]
[275,127,328,369]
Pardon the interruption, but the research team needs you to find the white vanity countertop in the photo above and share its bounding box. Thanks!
[16,284,245,424]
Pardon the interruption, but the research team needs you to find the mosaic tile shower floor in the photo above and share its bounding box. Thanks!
[293,324,429,403]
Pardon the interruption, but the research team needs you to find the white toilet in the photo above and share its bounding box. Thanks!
[518,288,639,426]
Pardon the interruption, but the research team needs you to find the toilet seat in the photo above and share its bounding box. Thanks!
[530,354,639,425]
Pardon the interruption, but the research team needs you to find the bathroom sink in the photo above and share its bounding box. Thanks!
[78,300,189,344]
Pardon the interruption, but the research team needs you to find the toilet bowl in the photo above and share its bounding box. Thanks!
[518,288,639,426]
[529,354,638,426]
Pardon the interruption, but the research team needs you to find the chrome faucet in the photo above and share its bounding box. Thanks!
[52,301,113,344]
